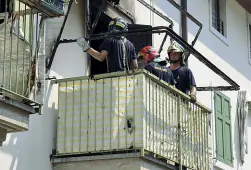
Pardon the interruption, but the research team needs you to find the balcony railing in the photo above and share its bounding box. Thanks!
[0,0,43,145]
[19,0,65,17]
[0,1,37,100]
[53,70,212,169]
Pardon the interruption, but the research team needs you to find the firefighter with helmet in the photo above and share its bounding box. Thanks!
[167,41,197,102]
[138,46,176,86]
[76,17,138,73]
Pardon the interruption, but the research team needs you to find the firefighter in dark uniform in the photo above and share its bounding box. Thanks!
[138,46,176,86]
[167,41,197,102]
[76,17,138,73]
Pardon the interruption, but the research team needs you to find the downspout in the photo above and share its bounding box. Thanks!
[181,0,188,64]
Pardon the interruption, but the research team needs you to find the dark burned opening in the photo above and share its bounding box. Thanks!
[0,0,12,24]
[90,7,111,75]
[89,5,153,75]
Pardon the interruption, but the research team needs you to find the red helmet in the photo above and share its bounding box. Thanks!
[137,46,160,64]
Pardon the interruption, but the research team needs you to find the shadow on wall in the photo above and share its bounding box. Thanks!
[0,81,58,170]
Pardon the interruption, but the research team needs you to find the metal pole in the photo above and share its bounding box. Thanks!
[181,0,188,65]
[46,0,74,72]
[177,96,182,170]
[15,0,21,93]
[22,5,27,94]
[9,0,14,90]
[181,0,187,41]
[3,0,8,88]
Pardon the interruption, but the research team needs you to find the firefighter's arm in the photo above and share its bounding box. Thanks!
[131,59,138,71]
[190,86,197,102]
[87,48,108,62]
[76,37,107,62]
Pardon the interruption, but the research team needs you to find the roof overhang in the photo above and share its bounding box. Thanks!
[236,0,251,14]
[90,0,135,24]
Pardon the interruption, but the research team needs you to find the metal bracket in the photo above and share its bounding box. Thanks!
[166,0,203,61]
[58,26,239,91]
[46,0,74,72]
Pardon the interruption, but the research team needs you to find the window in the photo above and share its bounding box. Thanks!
[214,92,233,166]
[209,0,228,44]
[212,0,225,35]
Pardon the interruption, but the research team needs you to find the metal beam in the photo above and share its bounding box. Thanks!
[46,0,74,72]
[52,152,141,163]
[58,26,239,91]
[89,0,107,35]
[166,0,202,61]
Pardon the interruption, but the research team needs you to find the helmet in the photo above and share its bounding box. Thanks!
[137,46,160,64]
[167,41,185,64]
[153,56,166,64]
[108,17,128,32]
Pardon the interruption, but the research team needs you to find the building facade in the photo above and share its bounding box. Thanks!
[0,0,251,170]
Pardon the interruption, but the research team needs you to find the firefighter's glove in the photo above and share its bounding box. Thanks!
[77,37,90,52]
[189,94,197,103]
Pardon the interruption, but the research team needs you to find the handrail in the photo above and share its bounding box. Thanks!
[55,69,211,169]
[51,69,211,113]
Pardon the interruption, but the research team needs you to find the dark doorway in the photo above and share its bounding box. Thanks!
[89,4,153,75]
[0,0,11,24]
[89,7,112,75]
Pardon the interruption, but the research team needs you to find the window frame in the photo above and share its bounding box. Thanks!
[209,0,229,45]
[247,13,251,65]
[213,91,234,168]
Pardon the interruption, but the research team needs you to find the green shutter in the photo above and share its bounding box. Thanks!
[215,93,224,162]
[214,92,233,166]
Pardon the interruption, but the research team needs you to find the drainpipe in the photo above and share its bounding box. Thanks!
[181,0,188,65]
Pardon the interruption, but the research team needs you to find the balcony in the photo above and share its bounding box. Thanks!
[52,70,212,169]
[0,0,42,145]
[19,0,65,17]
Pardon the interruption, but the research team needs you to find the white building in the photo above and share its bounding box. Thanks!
[0,0,251,170]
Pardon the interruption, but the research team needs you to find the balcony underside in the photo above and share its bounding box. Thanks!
[0,95,38,146]
[52,149,177,170]
[236,0,251,14]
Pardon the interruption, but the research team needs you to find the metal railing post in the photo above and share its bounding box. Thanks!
[177,96,182,170]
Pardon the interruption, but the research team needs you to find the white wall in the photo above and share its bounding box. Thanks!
[0,1,88,170]
[1,0,251,169]
[138,0,251,170]
[187,0,251,170]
